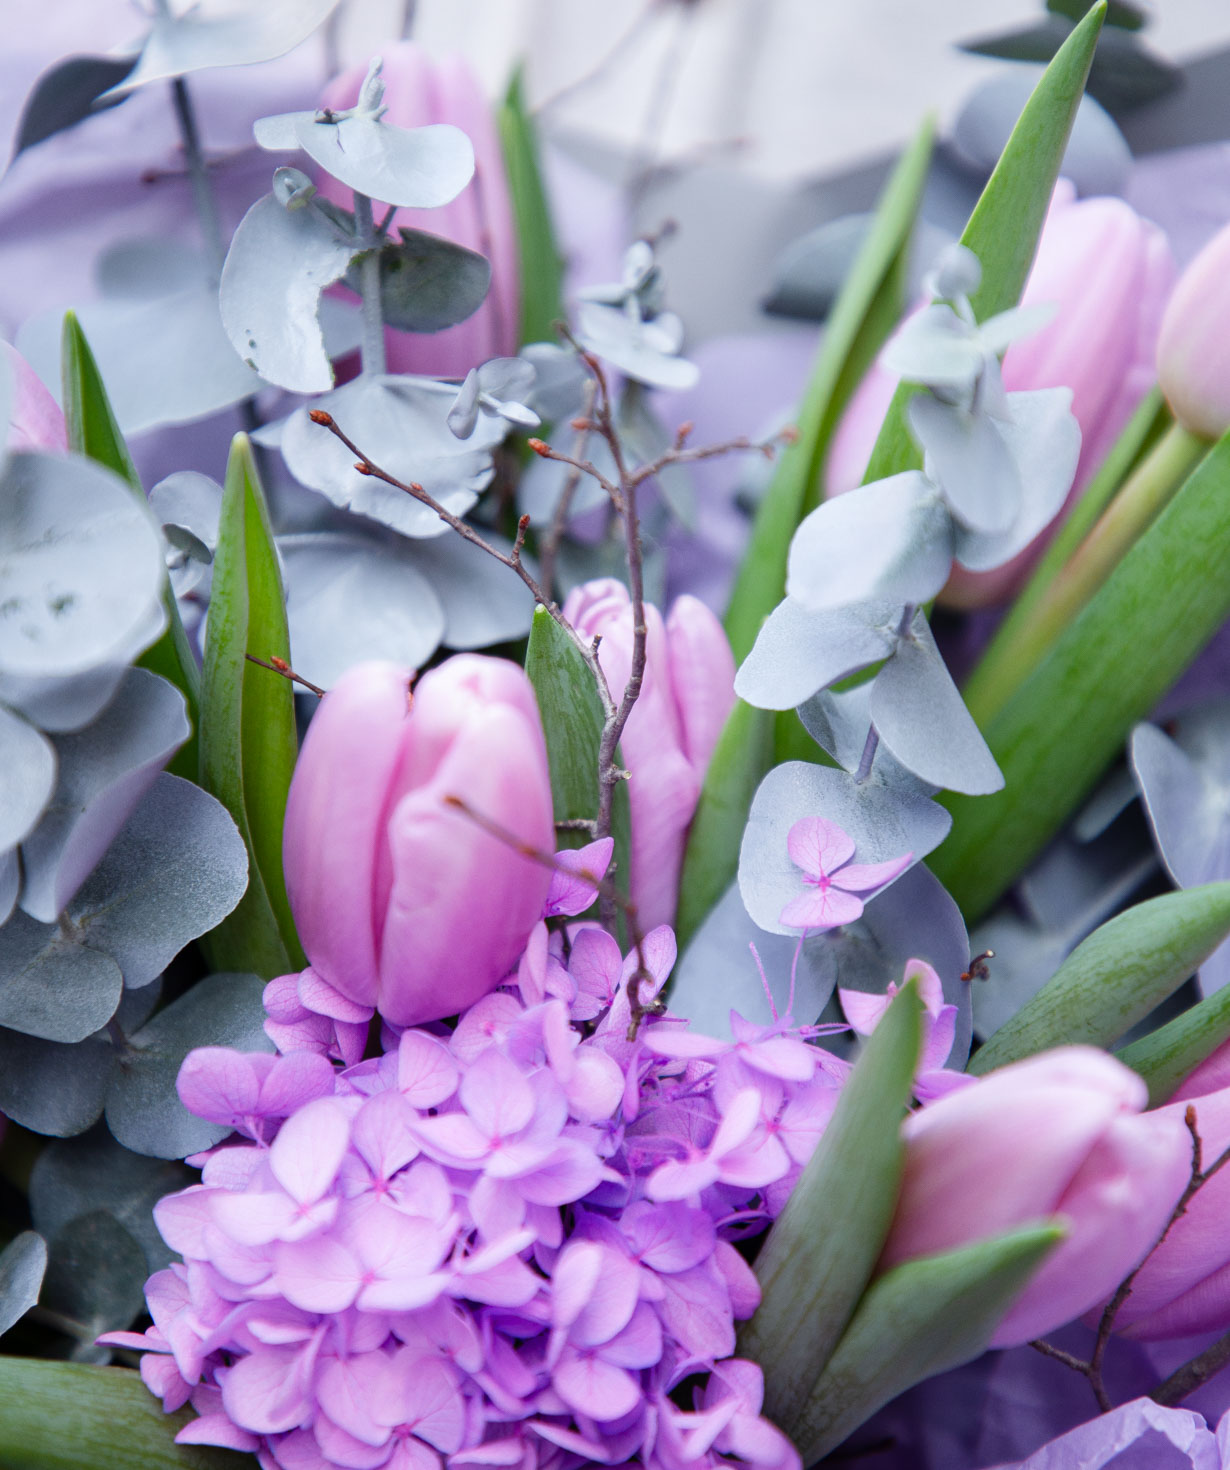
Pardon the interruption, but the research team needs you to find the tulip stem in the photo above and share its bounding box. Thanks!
[353,191,388,378]
[963,416,1207,727]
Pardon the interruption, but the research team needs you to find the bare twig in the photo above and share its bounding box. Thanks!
[539,379,598,597]
[245,653,327,698]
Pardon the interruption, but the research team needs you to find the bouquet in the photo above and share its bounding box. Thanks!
[6,3,1230,1467]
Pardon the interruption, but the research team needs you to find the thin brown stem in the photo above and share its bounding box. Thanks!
[538,379,598,598]
[245,653,327,698]
[1153,1329,1230,1407]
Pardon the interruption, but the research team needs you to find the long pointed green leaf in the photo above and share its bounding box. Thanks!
[971,883,1230,1074]
[737,981,923,1433]
[933,428,1230,921]
[792,1224,1065,1464]
[199,434,302,977]
[498,66,565,349]
[723,117,934,666]
[524,608,631,907]
[60,312,200,780]
[674,698,773,952]
[1118,981,1230,1106]
[0,1359,243,1469]
[862,2,1106,483]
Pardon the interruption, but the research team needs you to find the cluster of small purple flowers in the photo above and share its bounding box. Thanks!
[102,840,849,1470]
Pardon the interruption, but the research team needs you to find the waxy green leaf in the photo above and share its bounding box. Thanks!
[971,883,1230,1074]
[738,981,923,1433]
[792,1223,1064,1464]
[0,1359,243,1469]
[862,2,1106,484]
[60,312,199,780]
[198,435,302,977]
[934,428,1230,921]
[497,67,564,351]
[1119,980,1230,1106]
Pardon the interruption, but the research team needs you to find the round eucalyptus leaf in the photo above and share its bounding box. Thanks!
[11,54,136,157]
[67,773,248,990]
[30,1126,191,1275]
[149,471,222,558]
[575,301,699,391]
[279,375,505,537]
[95,238,204,301]
[42,1211,148,1341]
[0,452,165,686]
[1130,717,1229,892]
[0,849,18,926]
[786,472,954,613]
[0,911,123,1043]
[735,599,898,712]
[908,394,1019,535]
[107,972,274,1159]
[220,190,356,394]
[738,761,952,938]
[520,343,589,424]
[255,111,474,211]
[281,532,445,685]
[0,703,56,850]
[0,1030,112,1136]
[409,531,535,652]
[20,669,189,923]
[345,229,491,334]
[104,0,342,98]
[672,880,837,1039]
[0,1233,48,1339]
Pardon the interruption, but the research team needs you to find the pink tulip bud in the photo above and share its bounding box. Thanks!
[878,1047,1190,1347]
[3,341,66,452]
[282,655,553,1027]
[827,189,1174,607]
[315,44,519,377]
[1157,219,1230,440]
[562,579,735,931]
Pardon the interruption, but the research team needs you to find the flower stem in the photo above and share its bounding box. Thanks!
[963,417,1207,726]
[352,191,387,378]
[169,76,225,281]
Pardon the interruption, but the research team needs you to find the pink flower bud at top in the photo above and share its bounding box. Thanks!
[878,1047,1191,1347]
[562,579,736,931]
[282,655,553,1027]
[827,187,1174,607]
[316,43,519,376]
[3,341,66,452]
[1157,218,1230,440]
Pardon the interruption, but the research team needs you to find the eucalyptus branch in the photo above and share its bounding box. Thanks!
[352,192,388,377]
[169,77,225,279]
[1029,1108,1230,1411]
[539,379,599,597]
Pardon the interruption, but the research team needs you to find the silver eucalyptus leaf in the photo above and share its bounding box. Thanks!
[908,393,1020,535]
[20,669,190,924]
[574,301,699,391]
[407,531,535,651]
[517,420,611,527]
[736,598,898,711]
[42,1211,147,1348]
[0,702,56,851]
[0,911,123,1043]
[0,1232,48,1339]
[0,1030,112,1137]
[0,849,18,926]
[1130,716,1230,891]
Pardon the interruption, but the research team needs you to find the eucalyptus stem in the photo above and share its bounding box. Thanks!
[168,76,225,280]
[352,192,388,378]
[964,417,1207,726]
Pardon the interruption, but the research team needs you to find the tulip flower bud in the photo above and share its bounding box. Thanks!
[878,1047,1190,1347]
[562,579,735,931]
[3,341,66,452]
[316,43,519,377]
[282,655,553,1026]
[1157,219,1230,440]
[827,189,1174,607]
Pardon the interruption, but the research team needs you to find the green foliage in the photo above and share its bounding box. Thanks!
[497,66,565,350]
[1119,981,1230,1106]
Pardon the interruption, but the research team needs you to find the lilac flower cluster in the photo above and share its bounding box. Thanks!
[102,841,847,1470]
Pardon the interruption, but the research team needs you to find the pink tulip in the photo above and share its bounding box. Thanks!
[3,340,66,452]
[1107,1080,1230,1340]
[316,43,519,377]
[562,579,736,932]
[282,655,553,1027]
[878,1047,1190,1347]
[1157,218,1230,440]
[827,187,1174,607]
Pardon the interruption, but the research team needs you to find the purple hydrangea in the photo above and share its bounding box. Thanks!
[102,840,866,1470]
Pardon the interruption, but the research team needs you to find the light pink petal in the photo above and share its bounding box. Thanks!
[174,1413,260,1451]
[622,1201,716,1273]
[351,1089,420,1183]
[297,967,375,1023]
[387,1353,466,1453]
[786,816,855,880]
[153,1189,218,1258]
[665,594,736,775]
[313,1415,390,1469]
[211,1190,305,1248]
[552,1349,641,1422]
[220,1345,315,1435]
[512,1140,609,1206]
[718,1133,792,1190]
[711,1088,766,1159]
[831,852,913,895]
[642,1029,730,1061]
[413,1112,490,1164]
[739,1035,816,1083]
[176,1049,260,1125]
[450,992,523,1064]
[779,1087,841,1165]
[570,927,623,1009]
[315,1356,387,1448]
[562,1047,625,1124]
[257,1052,339,1118]
[715,1240,762,1320]
[270,1097,351,1204]
[459,1047,535,1138]
[656,1262,735,1360]
[569,1247,639,1348]
[273,1236,360,1314]
[646,1156,721,1202]
[600,1301,663,1369]
[921,1005,958,1073]
[544,838,615,917]
[838,986,892,1036]
[779,884,864,931]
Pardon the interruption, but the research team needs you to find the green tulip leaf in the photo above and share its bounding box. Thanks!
[723,115,935,665]
[0,1359,244,1470]
[61,312,200,779]
[737,980,923,1433]
[934,427,1230,921]
[199,434,302,977]
[971,883,1230,1074]
[1119,981,1230,1106]
[862,1,1106,484]
[792,1223,1065,1464]
[497,66,564,350]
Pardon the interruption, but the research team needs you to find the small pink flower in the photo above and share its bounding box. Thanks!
[778,816,911,931]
